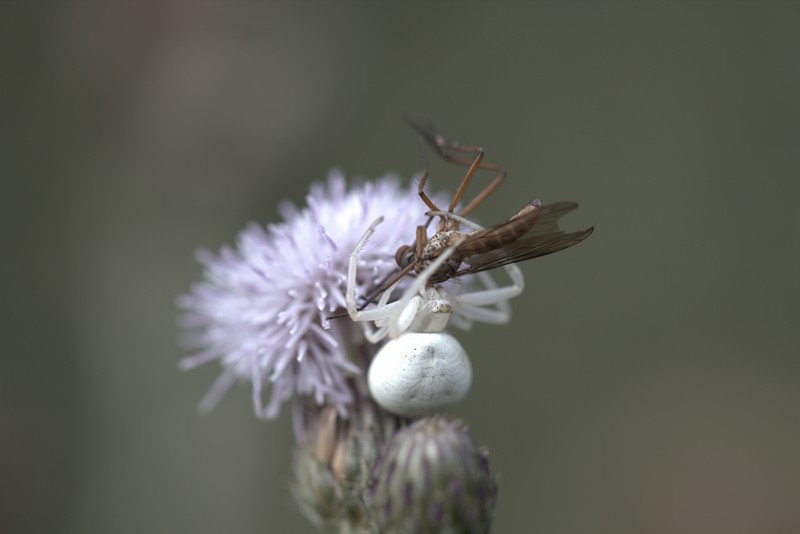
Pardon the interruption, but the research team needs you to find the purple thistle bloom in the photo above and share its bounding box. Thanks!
[177,170,442,420]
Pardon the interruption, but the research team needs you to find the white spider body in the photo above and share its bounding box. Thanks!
[368,332,470,417]
[346,214,524,417]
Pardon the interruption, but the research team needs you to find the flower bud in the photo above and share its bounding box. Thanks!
[367,416,497,533]
[292,394,402,532]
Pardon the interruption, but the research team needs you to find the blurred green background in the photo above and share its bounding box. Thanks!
[4,2,799,533]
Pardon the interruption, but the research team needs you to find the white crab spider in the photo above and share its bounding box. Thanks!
[346,213,525,417]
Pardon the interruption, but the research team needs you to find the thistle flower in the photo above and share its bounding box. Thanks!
[177,170,442,422]
[179,168,500,533]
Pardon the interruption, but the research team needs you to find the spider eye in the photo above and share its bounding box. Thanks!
[395,245,415,268]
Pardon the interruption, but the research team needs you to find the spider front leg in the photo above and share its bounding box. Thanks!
[346,217,407,343]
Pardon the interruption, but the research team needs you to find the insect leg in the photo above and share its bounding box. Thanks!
[403,116,507,217]
[415,138,442,213]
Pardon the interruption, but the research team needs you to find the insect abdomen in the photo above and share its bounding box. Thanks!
[457,200,542,256]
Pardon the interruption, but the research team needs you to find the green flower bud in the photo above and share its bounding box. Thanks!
[367,416,497,534]
[292,391,402,533]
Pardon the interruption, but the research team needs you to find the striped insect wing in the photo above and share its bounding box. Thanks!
[457,202,593,275]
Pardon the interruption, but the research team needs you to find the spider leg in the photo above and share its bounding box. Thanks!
[454,263,525,306]
[454,271,512,325]
[346,216,384,321]
[448,311,474,331]
[346,216,401,343]
[361,282,403,343]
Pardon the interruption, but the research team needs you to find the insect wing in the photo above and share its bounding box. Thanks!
[457,202,594,275]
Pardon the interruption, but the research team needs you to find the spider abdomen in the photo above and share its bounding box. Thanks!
[367,332,472,418]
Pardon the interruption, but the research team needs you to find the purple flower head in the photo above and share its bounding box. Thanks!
[178,170,442,420]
